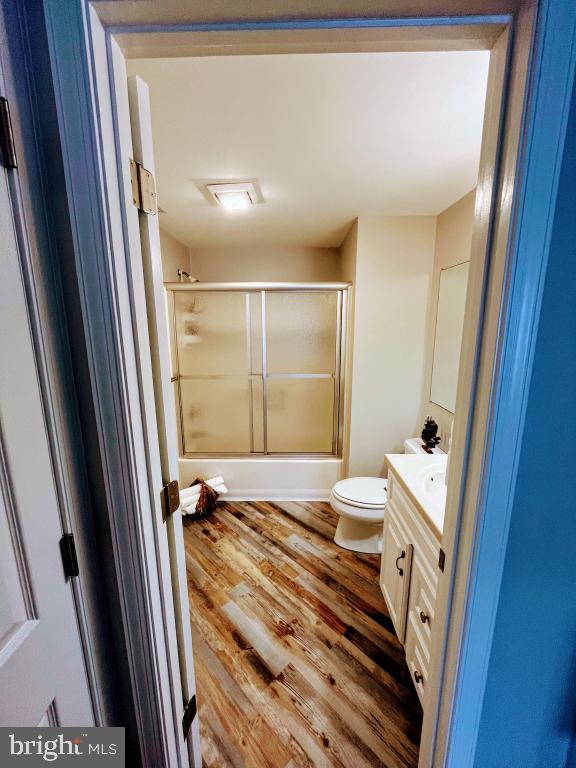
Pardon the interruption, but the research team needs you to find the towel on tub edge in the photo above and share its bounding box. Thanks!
[181,476,227,518]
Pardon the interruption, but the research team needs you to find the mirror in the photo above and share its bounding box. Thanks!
[430,261,469,413]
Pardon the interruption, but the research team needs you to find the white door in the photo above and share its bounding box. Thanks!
[0,156,94,726]
[109,40,201,768]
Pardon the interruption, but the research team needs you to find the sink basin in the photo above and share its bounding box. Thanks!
[422,465,447,497]
[418,461,448,524]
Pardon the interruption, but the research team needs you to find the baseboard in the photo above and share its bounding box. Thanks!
[224,490,331,502]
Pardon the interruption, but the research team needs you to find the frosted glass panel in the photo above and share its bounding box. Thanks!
[250,377,265,453]
[266,378,334,453]
[173,381,182,454]
[165,290,177,378]
[249,292,263,375]
[169,288,344,455]
[266,292,338,373]
[175,292,248,376]
[181,378,251,453]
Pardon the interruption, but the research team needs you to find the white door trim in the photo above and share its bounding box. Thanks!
[107,30,201,765]
[40,1,186,764]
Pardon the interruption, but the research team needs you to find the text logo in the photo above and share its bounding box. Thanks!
[0,728,124,766]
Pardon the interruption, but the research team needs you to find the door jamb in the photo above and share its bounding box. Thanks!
[96,17,520,767]
[41,2,184,765]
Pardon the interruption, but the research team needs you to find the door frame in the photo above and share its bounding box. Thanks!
[39,1,576,766]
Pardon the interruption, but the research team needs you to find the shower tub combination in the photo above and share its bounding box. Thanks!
[166,282,350,499]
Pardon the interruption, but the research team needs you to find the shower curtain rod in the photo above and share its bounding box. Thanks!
[164,281,352,291]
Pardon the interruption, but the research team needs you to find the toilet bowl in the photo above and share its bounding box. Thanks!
[330,477,387,554]
[332,439,446,553]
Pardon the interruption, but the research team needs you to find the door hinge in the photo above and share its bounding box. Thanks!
[161,479,180,522]
[0,97,17,169]
[60,533,79,580]
[129,157,157,214]
[182,695,197,740]
[438,547,446,573]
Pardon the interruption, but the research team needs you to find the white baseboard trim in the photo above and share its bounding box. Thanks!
[223,490,331,502]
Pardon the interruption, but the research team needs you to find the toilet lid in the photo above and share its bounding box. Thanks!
[333,477,387,507]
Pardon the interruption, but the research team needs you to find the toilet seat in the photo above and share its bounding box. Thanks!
[332,477,387,508]
[330,492,385,522]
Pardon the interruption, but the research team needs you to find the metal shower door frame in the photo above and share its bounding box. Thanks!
[167,282,350,458]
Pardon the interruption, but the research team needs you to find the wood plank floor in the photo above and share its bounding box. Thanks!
[183,500,422,768]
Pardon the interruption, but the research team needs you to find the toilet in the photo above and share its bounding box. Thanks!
[331,476,388,553]
[332,437,445,553]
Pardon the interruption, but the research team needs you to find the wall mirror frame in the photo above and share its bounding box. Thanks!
[430,260,470,413]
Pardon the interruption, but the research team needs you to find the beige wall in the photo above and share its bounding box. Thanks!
[189,246,341,282]
[340,221,358,283]
[345,216,436,477]
[340,220,358,476]
[421,190,476,447]
[160,228,191,283]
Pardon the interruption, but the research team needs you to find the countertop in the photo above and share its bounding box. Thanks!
[385,453,447,540]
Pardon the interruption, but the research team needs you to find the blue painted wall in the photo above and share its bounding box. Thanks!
[473,72,576,768]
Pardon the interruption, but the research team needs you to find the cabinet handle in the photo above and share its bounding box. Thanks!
[419,610,430,624]
[395,550,406,576]
[414,670,424,684]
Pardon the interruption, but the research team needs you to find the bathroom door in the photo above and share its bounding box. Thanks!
[0,139,93,724]
[110,43,201,768]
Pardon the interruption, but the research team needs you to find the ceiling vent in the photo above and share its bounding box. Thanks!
[205,181,260,210]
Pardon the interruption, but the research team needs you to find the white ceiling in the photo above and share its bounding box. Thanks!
[127,52,489,248]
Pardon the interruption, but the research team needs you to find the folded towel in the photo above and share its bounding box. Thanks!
[180,488,201,504]
[181,481,227,505]
[180,475,225,503]
[182,484,227,514]
[182,478,228,518]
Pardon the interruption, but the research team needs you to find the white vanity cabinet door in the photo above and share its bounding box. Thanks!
[380,505,413,643]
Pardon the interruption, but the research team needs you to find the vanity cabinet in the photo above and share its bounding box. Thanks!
[380,513,412,642]
[380,471,441,708]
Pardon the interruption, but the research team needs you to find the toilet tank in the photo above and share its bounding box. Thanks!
[404,437,446,455]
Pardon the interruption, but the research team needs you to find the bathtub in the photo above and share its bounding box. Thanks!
[178,456,343,501]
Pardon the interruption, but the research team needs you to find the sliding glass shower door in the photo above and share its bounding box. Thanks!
[264,291,338,453]
[170,285,347,456]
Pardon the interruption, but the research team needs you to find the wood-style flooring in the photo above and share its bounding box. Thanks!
[183,500,422,768]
